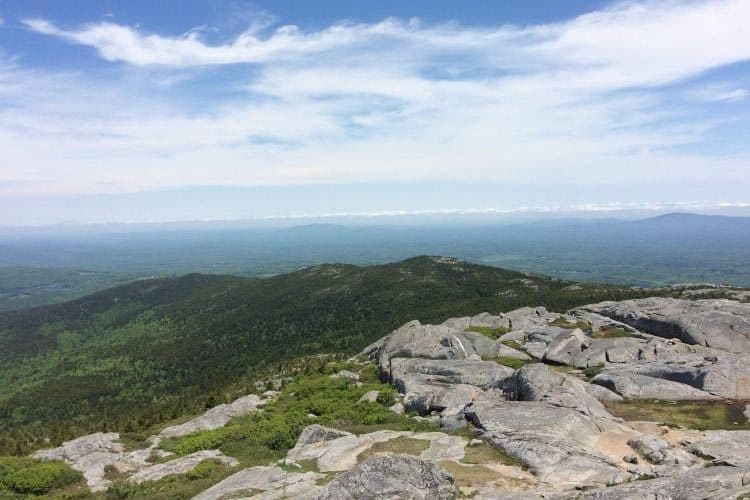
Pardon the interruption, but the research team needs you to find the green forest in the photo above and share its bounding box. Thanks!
[0,256,691,456]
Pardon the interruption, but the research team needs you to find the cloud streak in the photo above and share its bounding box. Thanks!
[0,0,748,220]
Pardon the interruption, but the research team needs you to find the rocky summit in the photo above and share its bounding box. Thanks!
[28,296,750,499]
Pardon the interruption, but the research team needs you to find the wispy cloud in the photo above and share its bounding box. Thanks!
[1,0,749,210]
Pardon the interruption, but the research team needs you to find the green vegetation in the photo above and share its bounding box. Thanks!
[548,316,592,332]
[500,339,525,350]
[103,460,235,500]
[582,363,605,379]
[483,356,532,370]
[462,440,521,467]
[465,325,512,339]
[603,399,750,430]
[0,256,668,455]
[0,456,83,496]
[159,360,435,467]
[0,266,135,313]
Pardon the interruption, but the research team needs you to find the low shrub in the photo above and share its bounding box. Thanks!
[0,456,82,495]
[376,387,397,406]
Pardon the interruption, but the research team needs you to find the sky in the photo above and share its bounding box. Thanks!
[0,0,749,226]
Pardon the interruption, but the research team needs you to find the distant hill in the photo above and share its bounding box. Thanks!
[0,256,660,454]
[1,213,749,313]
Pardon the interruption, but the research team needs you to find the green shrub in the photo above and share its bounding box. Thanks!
[186,459,219,480]
[160,363,437,468]
[376,387,396,407]
[0,456,82,495]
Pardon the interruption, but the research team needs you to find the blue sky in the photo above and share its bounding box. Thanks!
[0,0,749,225]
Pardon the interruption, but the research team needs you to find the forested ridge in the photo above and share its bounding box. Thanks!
[0,256,668,455]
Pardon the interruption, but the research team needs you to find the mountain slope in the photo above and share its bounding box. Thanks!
[0,256,662,454]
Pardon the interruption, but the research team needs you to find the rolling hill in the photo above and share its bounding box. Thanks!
[0,256,664,455]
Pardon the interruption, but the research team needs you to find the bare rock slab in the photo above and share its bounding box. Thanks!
[315,454,457,500]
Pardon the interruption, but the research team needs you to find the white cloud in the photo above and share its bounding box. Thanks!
[691,85,749,102]
[1,0,749,211]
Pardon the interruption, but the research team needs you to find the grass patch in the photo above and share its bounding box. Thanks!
[465,326,512,340]
[592,327,632,339]
[603,399,750,430]
[582,363,604,379]
[440,460,527,491]
[462,441,521,467]
[483,356,531,370]
[280,459,319,474]
[548,317,592,332]
[357,437,430,463]
[500,339,524,350]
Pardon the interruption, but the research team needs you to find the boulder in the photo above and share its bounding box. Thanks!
[294,425,352,447]
[358,390,379,403]
[389,357,513,414]
[315,454,457,500]
[509,363,613,418]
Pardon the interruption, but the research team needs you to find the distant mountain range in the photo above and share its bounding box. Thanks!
[0,213,748,313]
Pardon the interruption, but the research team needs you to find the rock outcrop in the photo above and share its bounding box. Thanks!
[157,393,268,439]
[316,454,457,500]
[578,297,750,353]
[31,296,750,499]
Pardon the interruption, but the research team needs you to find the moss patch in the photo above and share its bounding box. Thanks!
[462,441,521,467]
[465,326,512,340]
[357,437,430,463]
[592,327,632,339]
[483,356,532,370]
[603,399,750,430]
[582,363,604,379]
[548,317,592,332]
